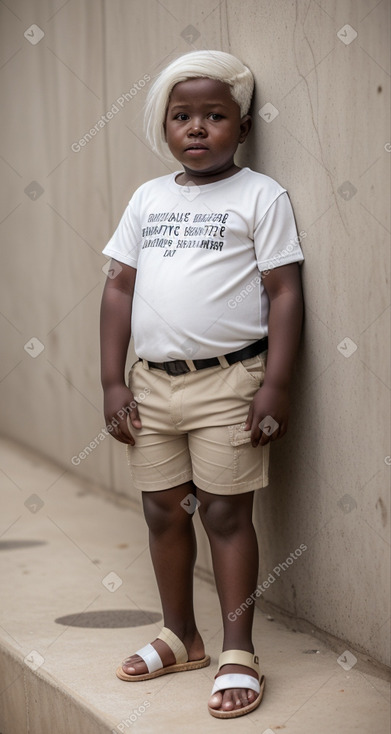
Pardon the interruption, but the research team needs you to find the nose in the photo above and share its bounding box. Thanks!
[188,118,206,136]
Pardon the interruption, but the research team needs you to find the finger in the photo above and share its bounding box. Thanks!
[244,404,253,432]
[259,434,270,446]
[258,415,281,445]
[259,427,272,446]
[267,418,287,443]
[126,413,140,439]
[259,424,281,445]
[119,418,136,444]
[129,403,142,429]
[117,429,135,445]
[277,421,288,440]
[250,418,262,447]
[115,406,138,443]
[256,420,278,446]
[113,423,135,446]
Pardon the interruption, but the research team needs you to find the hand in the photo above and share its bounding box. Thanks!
[103,383,142,445]
[244,384,290,447]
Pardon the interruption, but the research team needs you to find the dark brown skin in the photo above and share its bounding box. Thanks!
[100,77,304,714]
[100,263,140,444]
[164,77,252,185]
[245,261,303,446]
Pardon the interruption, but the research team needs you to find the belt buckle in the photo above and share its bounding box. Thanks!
[164,360,189,376]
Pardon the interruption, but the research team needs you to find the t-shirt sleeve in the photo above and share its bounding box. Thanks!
[254,191,304,271]
[102,194,141,268]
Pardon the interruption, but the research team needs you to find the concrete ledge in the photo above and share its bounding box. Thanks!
[0,437,390,734]
[0,639,113,734]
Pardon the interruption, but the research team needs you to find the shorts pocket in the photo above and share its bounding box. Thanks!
[228,422,254,482]
[128,359,141,388]
[236,353,267,386]
[228,421,252,446]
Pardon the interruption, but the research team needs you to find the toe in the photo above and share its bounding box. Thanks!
[121,654,146,675]
[208,692,223,710]
[217,688,254,711]
[225,688,248,710]
[221,689,238,711]
[247,688,256,703]
[237,688,249,708]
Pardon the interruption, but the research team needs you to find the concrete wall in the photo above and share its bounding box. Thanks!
[0,0,389,667]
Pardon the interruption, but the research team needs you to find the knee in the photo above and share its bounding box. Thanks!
[142,492,193,535]
[198,498,242,538]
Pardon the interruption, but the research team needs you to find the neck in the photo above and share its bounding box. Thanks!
[176,162,241,186]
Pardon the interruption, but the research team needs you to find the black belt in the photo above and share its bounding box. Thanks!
[144,337,268,376]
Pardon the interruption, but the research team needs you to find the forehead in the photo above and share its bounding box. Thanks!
[168,77,237,107]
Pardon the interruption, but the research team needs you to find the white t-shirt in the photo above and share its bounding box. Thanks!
[102,167,304,361]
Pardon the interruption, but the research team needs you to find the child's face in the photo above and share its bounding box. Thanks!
[164,78,251,182]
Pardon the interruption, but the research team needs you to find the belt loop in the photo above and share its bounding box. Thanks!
[142,359,149,370]
[217,355,230,369]
[185,359,197,372]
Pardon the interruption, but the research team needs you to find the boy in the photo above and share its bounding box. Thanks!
[100,50,304,719]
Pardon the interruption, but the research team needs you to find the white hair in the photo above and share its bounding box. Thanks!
[144,50,254,159]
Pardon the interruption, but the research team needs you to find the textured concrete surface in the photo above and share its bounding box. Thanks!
[0,438,390,733]
[0,0,390,668]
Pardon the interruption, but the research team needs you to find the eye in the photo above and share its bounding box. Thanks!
[209,113,223,121]
[174,113,189,121]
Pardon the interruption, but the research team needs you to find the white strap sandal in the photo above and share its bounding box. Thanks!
[116,626,210,681]
[208,649,265,719]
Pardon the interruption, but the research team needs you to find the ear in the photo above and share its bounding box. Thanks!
[239,114,252,144]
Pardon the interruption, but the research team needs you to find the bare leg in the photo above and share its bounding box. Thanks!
[121,482,206,675]
[198,488,260,713]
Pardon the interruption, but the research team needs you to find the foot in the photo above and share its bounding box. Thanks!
[121,630,206,676]
[208,663,259,713]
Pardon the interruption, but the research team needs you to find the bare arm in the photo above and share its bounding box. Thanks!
[244,262,304,446]
[100,260,140,444]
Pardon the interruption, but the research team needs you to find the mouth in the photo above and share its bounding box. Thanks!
[185,145,209,151]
